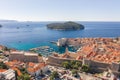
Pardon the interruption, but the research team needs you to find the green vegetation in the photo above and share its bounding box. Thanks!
[17,74,30,80]
[47,21,84,30]
[20,68,27,74]
[118,61,120,63]
[0,50,3,53]
[71,69,79,77]
[71,69,77,74]
[0,56,4,59]
[17,68,30,80]
[61,61,70,69]
[81,64,89,72]
[61,60,82,69]
[62,60,89,73]
[3,47,11,52]
[0,62,8,69]
[50,71,59,80]
[38,53,42,56]
[70,60,82,69]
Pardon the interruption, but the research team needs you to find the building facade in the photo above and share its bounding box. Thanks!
[27,62,48,76]
[0,69,15,80]
[9,51,39,63]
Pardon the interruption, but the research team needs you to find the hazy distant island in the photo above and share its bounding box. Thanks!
[0,20,18,22]
[47,21,85,30]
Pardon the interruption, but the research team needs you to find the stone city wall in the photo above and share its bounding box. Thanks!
[84,59,120,73]
[47,56,120,73]
[47,56,82,66]
[111,62,120,72]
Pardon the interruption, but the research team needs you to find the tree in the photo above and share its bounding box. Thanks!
[61,61,70,69]
[62,60,82,70]
[73,64,79,69]
[3,47,10,51]
[71,69,78,77]
[50,71,59,80]
[20,68,27,74]
[75,61,82,67]
[17,74,30,80]
[38,53,42,56]
[17,76,21,80]
[0,50,3,53]
[81,64,89,72]
[70,60,76,65]
[15,70,18,80]
[50,76,54,80]
[0,62,8,69]
[72,69,77,75]
[23,74,30,80]
[71,61,82,69]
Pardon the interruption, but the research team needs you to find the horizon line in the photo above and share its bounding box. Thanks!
[0,19,120,22]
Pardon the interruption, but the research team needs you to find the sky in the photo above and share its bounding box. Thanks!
[0,0,120,21]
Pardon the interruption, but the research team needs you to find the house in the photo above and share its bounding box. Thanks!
[5,60,25,69]
[0,69,15,80]
[27,62,48,76]
[102,69,120,80]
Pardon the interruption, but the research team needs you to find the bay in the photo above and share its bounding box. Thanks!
[0,21,120,53]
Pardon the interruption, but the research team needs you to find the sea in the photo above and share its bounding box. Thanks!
[0,21,120,53]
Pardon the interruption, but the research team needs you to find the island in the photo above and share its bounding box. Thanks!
[47,21,84,30]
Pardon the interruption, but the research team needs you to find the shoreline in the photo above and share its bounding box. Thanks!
[1,37,120,79]
[1,37,120,54]
[1,37,120,50]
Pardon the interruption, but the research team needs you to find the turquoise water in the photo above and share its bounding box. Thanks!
[0,21,120,53]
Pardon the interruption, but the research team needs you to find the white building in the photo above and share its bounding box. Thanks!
[0,69,15,80]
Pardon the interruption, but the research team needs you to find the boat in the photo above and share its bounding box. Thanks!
[17,27,19,29]
[30,46,55,56]
[26,25,30,26]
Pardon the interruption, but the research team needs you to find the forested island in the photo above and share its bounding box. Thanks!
[47,21,84,30]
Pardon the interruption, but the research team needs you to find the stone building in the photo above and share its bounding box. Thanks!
[9,51,24,62]
[9,51,39,63]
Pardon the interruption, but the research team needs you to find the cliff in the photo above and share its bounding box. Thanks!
[57,38,81,49]
[57,38,68,47]
[47,21,84,30]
